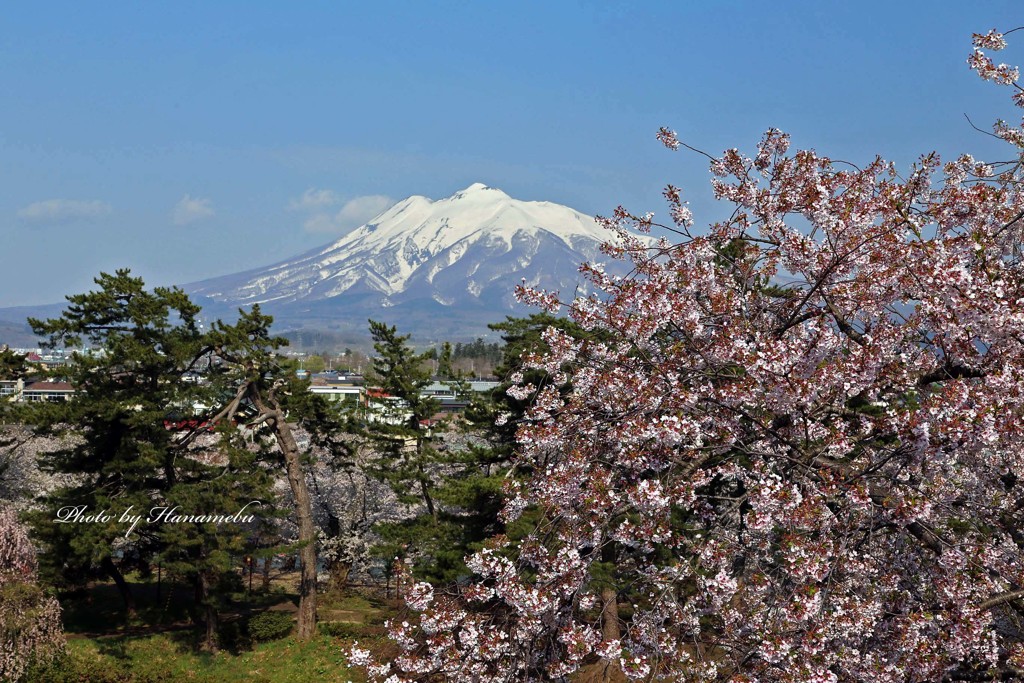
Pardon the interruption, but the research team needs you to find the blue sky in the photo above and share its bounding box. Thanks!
[1,1,1021,306]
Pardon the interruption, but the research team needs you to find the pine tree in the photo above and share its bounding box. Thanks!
[23,272,286,649]
[363,320,444,576]
[26,270,213,616]
[205,305,349,641]
[436,341,454,379]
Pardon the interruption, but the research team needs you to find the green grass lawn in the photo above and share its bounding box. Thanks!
[35,634,359,683]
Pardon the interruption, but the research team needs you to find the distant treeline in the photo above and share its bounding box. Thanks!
[425,338,502,365]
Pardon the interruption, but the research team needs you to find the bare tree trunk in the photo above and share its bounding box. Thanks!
[267,410,318,641]
[101,555,136,618]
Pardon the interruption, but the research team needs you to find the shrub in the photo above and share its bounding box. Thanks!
[24,645,127,683]
[246,610,293,642]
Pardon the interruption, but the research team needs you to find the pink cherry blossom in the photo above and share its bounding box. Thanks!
[350,27,1024,683]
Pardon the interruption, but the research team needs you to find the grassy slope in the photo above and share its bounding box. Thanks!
[37,634,358,683]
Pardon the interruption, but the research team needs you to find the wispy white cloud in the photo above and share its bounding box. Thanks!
[289,188,340,211]
[17,199,112,224]
[332,195,394,229]
[172,195,215,225]
[290,192,394,234]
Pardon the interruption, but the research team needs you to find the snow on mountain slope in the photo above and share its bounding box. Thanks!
[187,183,635,315]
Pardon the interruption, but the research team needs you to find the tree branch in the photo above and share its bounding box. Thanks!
[917,363,986,387]
[979,588,1024,611]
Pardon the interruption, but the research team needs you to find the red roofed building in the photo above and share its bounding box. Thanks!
[22,380,75,402]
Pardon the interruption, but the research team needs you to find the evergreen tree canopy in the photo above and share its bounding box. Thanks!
[23,272,281,648]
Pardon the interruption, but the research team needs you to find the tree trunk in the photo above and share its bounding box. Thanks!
[416,437,437,522]
[262,556,272,591]
[601,586,621,642]
[101,555,136,618]
[330,560,352,592]
[419,475,437,521]
[198,572,219,652]
[270,411,318,641]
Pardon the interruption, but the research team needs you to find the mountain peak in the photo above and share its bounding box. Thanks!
[186,183,639,320]
[450,182,508,200]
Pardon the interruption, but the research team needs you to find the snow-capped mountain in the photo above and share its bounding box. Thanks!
[186,183,631,338]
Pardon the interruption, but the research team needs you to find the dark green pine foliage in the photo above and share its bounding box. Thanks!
[454,313,598,550]
[483,313,625,642]
[24,271,275,647]
[369,313,595,584]
[363,320,448,577]
[451,338,502,366]
[436,341,455,380]
[365,318,438,509]
[157,424,277,650]
[0,346,28,381]
[482,312,593,447]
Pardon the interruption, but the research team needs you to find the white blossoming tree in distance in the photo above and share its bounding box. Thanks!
[0,505,64,682]
[353,28,1024,682]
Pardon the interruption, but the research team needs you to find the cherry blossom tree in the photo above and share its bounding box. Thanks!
[0,506,63,682]
[352,29,1024,682]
